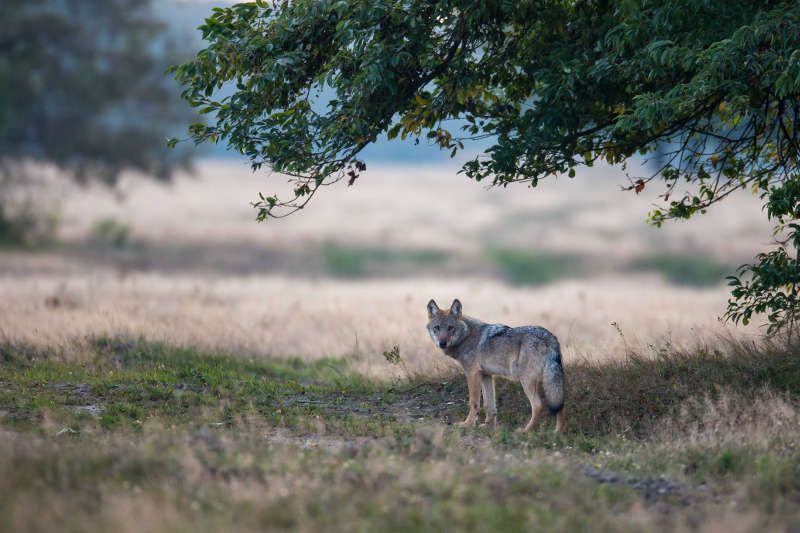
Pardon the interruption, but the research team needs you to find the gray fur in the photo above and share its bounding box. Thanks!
[427,299,440,318]
[543,345,564,413]
[426,301,566,432]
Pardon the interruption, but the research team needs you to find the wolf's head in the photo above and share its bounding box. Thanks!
[426,298,469,351]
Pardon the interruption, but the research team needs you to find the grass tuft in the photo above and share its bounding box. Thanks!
[628,252,731,286]
[488,248,584,285]
[323,243,447,278]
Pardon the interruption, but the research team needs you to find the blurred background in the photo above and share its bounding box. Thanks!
[0,0,772,377]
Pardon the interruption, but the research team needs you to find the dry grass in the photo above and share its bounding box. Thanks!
[2,334,800,532]
[0,424,630,533]
[0,270,760,377]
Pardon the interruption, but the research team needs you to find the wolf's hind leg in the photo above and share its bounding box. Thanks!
[480,375,496,427]
[554,406,566,434]
[520,378,543,432]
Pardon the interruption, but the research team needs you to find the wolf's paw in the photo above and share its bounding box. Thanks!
[479,419,497,428]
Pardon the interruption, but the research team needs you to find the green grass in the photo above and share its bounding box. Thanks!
[323,243,447,278]
[628,252,731,286]
[0,336,382,433]
[487,248,732,288]
[88,218,132,249]
[2,336,800,531]
[488,248,585,285]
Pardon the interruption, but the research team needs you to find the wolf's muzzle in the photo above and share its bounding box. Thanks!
[438,340,447,348]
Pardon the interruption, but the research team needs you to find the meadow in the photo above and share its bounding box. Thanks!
[1,160,798,531]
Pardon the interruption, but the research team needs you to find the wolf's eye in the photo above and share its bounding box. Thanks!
[447,326,454,333]
[433,326,439,333]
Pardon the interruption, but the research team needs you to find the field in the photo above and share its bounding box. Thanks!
[2,160,798,531]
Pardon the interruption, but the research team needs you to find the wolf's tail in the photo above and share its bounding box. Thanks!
[543,344,564,414]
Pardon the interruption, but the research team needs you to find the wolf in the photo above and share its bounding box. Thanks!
[426,298,565,433]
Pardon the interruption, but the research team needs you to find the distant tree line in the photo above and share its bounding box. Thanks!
[0,0,195,244]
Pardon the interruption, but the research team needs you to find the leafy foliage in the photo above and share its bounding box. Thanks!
[727,185,800,331]
[172,0,800,331]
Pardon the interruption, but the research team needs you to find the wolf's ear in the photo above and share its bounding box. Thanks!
[427,299,440,318]
[450,298,462,317]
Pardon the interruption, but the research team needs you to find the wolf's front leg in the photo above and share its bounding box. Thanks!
[459,370,481,427]
[480,374,497,427]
